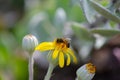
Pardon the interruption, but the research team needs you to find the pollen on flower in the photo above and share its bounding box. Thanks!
[86,63,96,74]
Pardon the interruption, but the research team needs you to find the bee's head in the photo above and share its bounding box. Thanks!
[56,38,70,48]
[56,38,64,43]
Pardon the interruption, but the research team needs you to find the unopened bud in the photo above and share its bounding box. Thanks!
[22,34,38,53]
[54,8,66,26]
[76,63,96,80]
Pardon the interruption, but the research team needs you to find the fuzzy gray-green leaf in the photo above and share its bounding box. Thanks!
[72,23,94,41]
[79,0,96,23]
[89,0,120,23]
[91,29,120,37]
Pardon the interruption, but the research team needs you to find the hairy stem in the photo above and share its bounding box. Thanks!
[44,63,55,80]
[29,55,34,80]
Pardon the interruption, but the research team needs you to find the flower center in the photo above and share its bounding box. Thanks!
[56,43,67,50]
[86,63,96,74]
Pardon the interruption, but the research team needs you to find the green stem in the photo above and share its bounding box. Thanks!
[44,63,55,80]
[28,54,34,80]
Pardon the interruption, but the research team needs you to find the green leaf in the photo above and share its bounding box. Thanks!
[91,29,120,37]
[71,22,94,41]
[89,0,120,23]
[79,0,96,23]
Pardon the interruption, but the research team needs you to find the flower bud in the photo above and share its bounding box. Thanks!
[54,8,66,26]
[76,63,96,80]
[22,34,38,53]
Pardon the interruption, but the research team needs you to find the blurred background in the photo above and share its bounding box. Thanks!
[0,0,120,80]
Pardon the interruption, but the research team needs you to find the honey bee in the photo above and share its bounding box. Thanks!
[56,38,70,48]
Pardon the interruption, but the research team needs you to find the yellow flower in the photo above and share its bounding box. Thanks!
[35,38,77,68]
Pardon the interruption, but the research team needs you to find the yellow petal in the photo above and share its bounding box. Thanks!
[52,48,59,59]
[35,42,54,51]
[67,48,77,64]
[66,53,71,66]
[59,52,64,68]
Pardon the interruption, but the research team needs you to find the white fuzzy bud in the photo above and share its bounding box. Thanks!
[76,63,96,80]
[22,34,38,53]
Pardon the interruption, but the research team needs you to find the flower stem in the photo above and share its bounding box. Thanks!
[75,78,78,80]
[44,63,55,80]
[29,55,34,80]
